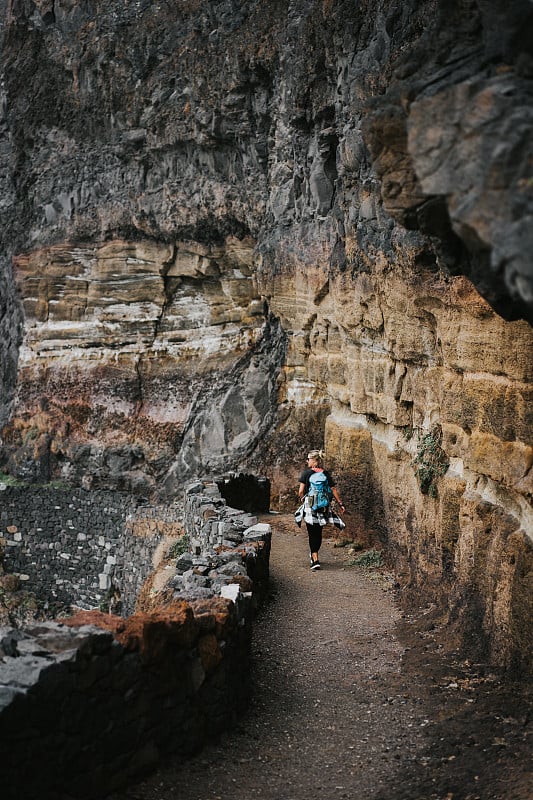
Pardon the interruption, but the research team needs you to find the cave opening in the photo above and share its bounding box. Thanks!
[216,472,271,513]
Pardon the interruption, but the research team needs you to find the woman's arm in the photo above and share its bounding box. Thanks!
[331,486,345,512]
[298,482,306,500]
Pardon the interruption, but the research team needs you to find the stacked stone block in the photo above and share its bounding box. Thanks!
[0,605,249,800]
[0,487,172,614]
[118,501,183,616]
[0,487,133,611]
[175,480,271,605]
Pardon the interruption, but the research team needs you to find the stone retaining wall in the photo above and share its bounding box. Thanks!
[0,487,178,614]
[118,501,184,616]
[170,480,272,608]
[0,481,271,799]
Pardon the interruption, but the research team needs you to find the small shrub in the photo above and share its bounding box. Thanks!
[412,424,449,498]
[167,535,189,559]
[401,425,414,441]
[0,471,23,486]
[348,548,383,568]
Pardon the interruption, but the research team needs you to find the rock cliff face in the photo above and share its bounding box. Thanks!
[6,237,282,491]
[0,1,532,671]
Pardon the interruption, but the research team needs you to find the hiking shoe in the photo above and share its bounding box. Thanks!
[310,559,321,570]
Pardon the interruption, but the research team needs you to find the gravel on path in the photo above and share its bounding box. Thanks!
[110,516,532,800]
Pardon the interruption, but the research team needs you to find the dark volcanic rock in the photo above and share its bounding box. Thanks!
[1,1,531,322]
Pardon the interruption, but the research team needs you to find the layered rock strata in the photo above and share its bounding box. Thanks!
[0,1,532,672]
[264,247,533,673]
[4,238,282,491]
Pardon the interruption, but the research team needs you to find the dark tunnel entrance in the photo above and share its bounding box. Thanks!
[216,473,271,513]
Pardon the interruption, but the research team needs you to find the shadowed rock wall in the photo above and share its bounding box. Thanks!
[0,480,271,799]
[0,1,21,431]
[0,1,532,671]
[0,601,253,799]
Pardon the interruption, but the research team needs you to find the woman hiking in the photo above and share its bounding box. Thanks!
[294,449,346,570]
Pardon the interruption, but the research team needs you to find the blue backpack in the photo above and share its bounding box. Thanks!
[308,470,332,510]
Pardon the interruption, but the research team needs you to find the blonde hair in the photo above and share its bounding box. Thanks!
[307,449,325,466]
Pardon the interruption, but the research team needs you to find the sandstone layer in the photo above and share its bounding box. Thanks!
[0,1,532,672]
[5,237,282,492]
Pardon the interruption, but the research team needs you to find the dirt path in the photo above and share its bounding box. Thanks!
[111,516,531,800]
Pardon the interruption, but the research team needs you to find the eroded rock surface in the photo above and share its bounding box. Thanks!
[0,1,532,671]
[5,237,278,490]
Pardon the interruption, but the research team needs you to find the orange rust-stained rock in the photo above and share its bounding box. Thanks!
[231,540,266,559]
[135,585,176,614]
[62,609,127,635]
[189,597,236,638]
[197,633,223,673]
[63,602,199,662]
[118,603,198,662]
[227,575,253,593]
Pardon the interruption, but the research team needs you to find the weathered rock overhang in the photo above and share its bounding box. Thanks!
[0,479,272,799]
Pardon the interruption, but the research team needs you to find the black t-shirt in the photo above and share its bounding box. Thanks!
[298,468,335,493]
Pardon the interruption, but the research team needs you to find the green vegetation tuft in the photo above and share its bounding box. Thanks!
[167,535,190,559]
[0,471,24,486]
[412,424,449,498]
[347,549,383,568]
[0,471,70,489]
